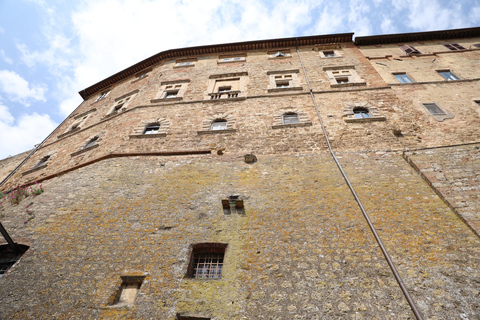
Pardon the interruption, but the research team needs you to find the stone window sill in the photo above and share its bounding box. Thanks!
[268,86,303,93]
[344,117,386,123]
[22,164,47,176]
[197,129,237,135]
[203,97,246,103]
[70,144,99,157]
[129,133,167,139]
[150,97,183,103]
[272,122,312,129]
[331,82,366,88]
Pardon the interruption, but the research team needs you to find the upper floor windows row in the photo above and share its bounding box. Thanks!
[400,43,468,55]
[392,69,460,84]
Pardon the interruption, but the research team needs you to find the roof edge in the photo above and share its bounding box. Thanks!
[354,26,480,46]
[78,33,354,99]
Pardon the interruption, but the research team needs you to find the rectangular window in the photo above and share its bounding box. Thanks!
[400,45,421,55]
[95,90,110,102]
[475,100,480,107]
[444,43,465,51]
[394,73,413,83]
[323,51,335,57]
[438,70,459,81]
[423,103,446,115]
[112,276,144,306]
[336,77,349,84]
[187,243,227,279]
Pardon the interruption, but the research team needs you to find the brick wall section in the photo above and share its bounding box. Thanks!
[0,150,31,182]
[404,144,480,237]
[0,154,479,319]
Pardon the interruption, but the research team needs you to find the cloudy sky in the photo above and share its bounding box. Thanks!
[0,0,479,158]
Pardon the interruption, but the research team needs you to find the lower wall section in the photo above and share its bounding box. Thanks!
[0,152,479,319]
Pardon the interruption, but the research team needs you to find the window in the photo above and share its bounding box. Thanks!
[267,70,301,92]
[143,124,160,134]
[85,137,99,148]
[475,100,480,107]
[273,51,286,57]
[152,80,190,103]
[107,91,138,116]
[400,45,421,55]
[95,90,110,102]
[217,86,231,93]
[177,62,193,66]
[217,56,245,63]
[187,243,227,279]
[206,72,247,100]
[221,57,243,62]
[394,73,413,83]
[474,44,480,48]
[444,43,465,51]
[111,276,144,307]
[0,244,29,278]
[323,51,335,57]
[324,66,366,87]
[177,315,211,320]
[210,120,227,131]
[222,196,244,214]
[136,72,148,80]
[174,60,196,68]
[275,74,292,88]
[34,155,50,168]
[353,108,370,119]
[423,103,446,115]
[319,49,342,58]
[210,79,239,99]
[283,113,300,124]
[437,70,459,81]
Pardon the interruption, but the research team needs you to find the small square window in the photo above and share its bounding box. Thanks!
[187,243,227,279]
[111,276,144,306]
[400,45,421,55]
[283,113,300,124]
[336,77,349,84]
[221,57,243,62]
[95,90,110,102]
[222,196,244,214]
[85,137,99,148]
[218,86,231,93]
[323,51,335,57]
[276,81,290,88]
[444,43,465,51]
[353,108,370,119]
[165,90,179,98]
[438,71,459,81]
[210,120,227,130]
[273,51,286,57]
[136,73,148,80]
[423,103,446,115]
[143,124,160,134]
[394,73,413,83]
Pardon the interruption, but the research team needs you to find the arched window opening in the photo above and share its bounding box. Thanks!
[143,124,160,134]
[283,112,300,124]
[210,120,227,131]
[353,108,370,119]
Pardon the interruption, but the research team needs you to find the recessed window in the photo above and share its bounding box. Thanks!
[218,86,232,93]
[111,276,144,307]
[323,51,335,57]
[221,57,243,62]
[275,74,292,88]
[283,113,300,124]
[85,137,99,148]
[210,120,227,131]
[423,103,446,115]
[222,196,244,214]
[336,77,349,84]
[95,90,110,102]
[273,51,286,57]
[475,100,480,107]
[187,243,227,279]
[438,70,459,81]
[400,45,421,55]
[394,73,413,83]
[35,155,50,168]
[143,124,160,134]
[165,90,179,98]
[0,244,29,278]
[177,62,193,66]
[353,108,370,119]
[444,43,465,51]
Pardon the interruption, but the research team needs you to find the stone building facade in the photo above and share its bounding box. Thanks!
[0,27,480,319]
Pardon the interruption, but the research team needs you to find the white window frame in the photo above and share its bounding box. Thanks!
[393,73,414,83]
[95,90,110,102]
[437,70,459,81]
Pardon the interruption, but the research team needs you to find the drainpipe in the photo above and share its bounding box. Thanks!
[295,38,423,320]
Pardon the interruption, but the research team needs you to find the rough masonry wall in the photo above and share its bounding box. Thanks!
[1,154,479,319]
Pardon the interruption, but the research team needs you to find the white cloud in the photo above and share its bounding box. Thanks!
[0,26,4,34]
[0,50,13,65]
[0,103,58,159]
[0,70,47,106]
[469,7,480,23]
[380,17,397,34]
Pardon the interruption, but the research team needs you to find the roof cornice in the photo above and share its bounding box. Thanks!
[354,26,480,46]
[78,33,354,99]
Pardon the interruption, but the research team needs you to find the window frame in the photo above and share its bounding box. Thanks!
[186,243,228,280]
[143,124,160,135]
[210,120,228,131]
[400,45,421,55]
[443,43,465,51]
[393,73,414,83]
[353,107,370,119]
[423,103,446,115]
[437,70,459,81]
[282,112,300,124]
[95,90,110,102]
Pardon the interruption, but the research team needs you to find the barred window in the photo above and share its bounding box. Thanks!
[188,243,227,279]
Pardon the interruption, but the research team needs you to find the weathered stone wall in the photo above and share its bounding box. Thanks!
[1,154,479,319]
[0,150,31,182]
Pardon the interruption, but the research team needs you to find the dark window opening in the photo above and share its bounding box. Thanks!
[353,108,370,119]
[273,51,286,57]
[187,243,227,279]
[0,244,29,278]
[85,137,99,148]
[444,43,465,51]
[400,45,421,55]
[222,195,244,214]
[111,276,145,306]
[143,124,160,134]
[283,113,300,124]
[35,155,50,168]
[336,77,349,84]
[210,120,227,131]
[423,103,446,115]
[323,51,335,57]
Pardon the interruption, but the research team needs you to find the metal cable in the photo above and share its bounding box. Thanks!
[295,42,423,320]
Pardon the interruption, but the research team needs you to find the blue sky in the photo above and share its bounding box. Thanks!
[0,0,479,159]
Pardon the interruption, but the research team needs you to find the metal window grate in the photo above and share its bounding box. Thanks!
[192,253,224,279]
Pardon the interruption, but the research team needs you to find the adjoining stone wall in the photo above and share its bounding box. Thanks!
[0,150,31,183]
[1,154,478,319]
[405,143,480,237]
